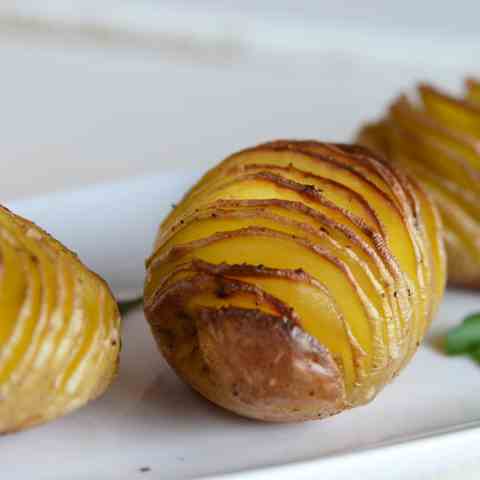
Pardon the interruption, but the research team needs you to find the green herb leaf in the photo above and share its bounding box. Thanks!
[118,297,143,316]
[470,347,480,364]
[462,313,480,326]
[445,312,480,355]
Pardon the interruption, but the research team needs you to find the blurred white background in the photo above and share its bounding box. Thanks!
[0,1,479,200]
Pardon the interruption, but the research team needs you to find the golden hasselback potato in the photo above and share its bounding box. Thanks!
[358,80,480,289]
[144,141,445,422]
[0,206,121,433]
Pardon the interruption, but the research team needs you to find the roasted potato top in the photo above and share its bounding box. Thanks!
[0,206,121,433]
[144,141,445,422]
[359,80,480,289]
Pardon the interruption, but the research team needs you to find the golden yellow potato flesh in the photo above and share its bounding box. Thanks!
[144,141,445,422]
[0,206,121,433]
[358,81,480,289]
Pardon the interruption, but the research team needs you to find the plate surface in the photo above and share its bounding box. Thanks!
[2,172,479,480]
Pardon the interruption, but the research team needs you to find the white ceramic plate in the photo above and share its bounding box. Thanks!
[2,172,479,480]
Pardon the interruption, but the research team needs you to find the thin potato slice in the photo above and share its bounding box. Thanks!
[420,84,480,138]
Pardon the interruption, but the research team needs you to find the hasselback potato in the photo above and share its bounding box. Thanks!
[0,206,121,433]
[144,141,445,422]
[359,80,480,289]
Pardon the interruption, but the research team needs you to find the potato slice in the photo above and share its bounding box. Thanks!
[420,84,480,138]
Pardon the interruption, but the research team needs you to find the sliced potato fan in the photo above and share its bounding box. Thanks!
[144,141,445,422]
[358,80,480,289]
[0,206,121,433]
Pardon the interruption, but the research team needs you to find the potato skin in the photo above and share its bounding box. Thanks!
[146,261,345,421]
[0,206,121,433]
[144,141,445,422]
[358,82,480,289]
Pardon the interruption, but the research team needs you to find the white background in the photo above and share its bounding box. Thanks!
[0,1,479,202]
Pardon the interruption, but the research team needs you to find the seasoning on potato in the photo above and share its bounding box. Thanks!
[358,79,480,289]
[144,140,446,422]
[0,206,121,433]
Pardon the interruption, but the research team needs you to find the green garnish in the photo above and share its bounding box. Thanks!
[118,297,143,316]
[462,312,480,325]
[445,312,480,355]
[471,347,480,364]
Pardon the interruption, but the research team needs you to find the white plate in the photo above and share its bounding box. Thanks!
[2,172,479,480]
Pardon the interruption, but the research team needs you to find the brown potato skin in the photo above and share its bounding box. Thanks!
[144,141,445,422]
[196,307,344,422]
[146,260,346,421]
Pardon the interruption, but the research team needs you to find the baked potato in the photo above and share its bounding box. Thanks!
[358,80,480,289]
[144,141,445,422]
[0,206,121,433]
